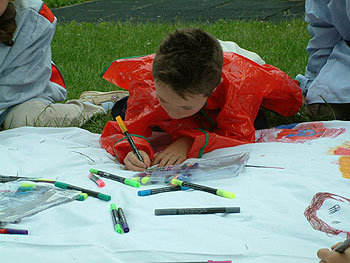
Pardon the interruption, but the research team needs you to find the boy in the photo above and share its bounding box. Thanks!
[100,28,302,171]
[0,0,124,129]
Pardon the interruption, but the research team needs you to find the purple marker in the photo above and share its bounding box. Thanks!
[0,228,28,235]
[117,208,129,233]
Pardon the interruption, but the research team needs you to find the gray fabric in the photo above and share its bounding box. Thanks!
[0,0,66,124]
[296,0,350,104]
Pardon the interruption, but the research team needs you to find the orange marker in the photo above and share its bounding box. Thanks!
[115,116,144,162]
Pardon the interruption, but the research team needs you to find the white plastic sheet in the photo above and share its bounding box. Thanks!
[0,121,349,263]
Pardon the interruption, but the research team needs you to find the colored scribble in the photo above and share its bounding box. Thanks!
[304,192,350,238]
[256,122,345,143]
[328,141,350,155]
[339,156,350,179]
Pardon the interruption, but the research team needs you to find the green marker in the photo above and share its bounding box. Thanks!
[54,181,111,201]
[89,168,140,188]
[171,179,235,199]
[110,203,123,234]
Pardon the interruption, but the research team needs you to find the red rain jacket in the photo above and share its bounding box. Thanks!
[100,53,302,163]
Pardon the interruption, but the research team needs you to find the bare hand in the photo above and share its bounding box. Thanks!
[153,137,193,167]
[317,242,350,263]
[124,150,151,171]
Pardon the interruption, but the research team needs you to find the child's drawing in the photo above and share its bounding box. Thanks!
[304,192,350,238]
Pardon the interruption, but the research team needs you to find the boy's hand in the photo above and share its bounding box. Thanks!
[124,150,151,171]
[317,242,350,263]
[153,136,193,167]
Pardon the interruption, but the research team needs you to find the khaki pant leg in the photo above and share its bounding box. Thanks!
[2,99,106,129]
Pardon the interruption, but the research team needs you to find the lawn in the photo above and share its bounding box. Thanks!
[47,1,312,133]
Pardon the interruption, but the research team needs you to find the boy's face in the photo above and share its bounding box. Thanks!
[155,79,208,119]
[0,0,9,17]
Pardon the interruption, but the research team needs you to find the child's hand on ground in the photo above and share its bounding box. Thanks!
[153,136,193,167]
[124,150,151,171]
[317,242,350,263]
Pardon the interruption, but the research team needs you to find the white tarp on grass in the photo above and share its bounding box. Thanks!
[0,121,349,263]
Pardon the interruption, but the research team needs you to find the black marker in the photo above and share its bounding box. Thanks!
[334,238,350,253]
[155,207,240,215]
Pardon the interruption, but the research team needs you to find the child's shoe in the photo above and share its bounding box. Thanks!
[79,90,129,106]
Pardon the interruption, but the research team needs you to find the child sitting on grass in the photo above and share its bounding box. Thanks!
[0,0,126,129]
[100,28,302,171]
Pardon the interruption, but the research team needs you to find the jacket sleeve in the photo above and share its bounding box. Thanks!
[100,119,154,163]
[258,64,303,117]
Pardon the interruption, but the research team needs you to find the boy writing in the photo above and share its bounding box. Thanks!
[100,28,302,171]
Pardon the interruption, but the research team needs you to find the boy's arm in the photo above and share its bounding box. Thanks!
[258,64,303,116]
[100,120,154,163]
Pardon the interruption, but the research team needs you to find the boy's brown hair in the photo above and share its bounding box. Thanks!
[0,0,17,46]
[152,28,223,99]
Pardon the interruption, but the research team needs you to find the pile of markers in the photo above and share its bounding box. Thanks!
[110,204,129,234]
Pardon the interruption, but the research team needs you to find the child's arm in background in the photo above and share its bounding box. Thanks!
[317,242,350,263]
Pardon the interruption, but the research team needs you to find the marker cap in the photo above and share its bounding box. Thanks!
[138,189,151,196]
[170,178,183,186]
[89,168,99,174]
[98,193,111,201]
[115,116,128,133]
[76,193,88,201]
[114,224,122,234]
[124,178,140,188]
[216,189,235,199]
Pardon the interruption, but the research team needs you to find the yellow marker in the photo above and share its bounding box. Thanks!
[115,116,144,162]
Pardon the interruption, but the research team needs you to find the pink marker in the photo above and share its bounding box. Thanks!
[89,173,105,188]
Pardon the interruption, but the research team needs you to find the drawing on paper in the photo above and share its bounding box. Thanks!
[256,122,345,143]
[328,141,350,156]
[304,192,350,238]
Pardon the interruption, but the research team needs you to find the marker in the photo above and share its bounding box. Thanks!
[155,207,240,216]
[171,179,235,199]
[0,175,56,184]
[154,261,231,263]
[115,116,144,162]
[110,204,122,234]
[117,207,129,233]
[334,238,350,253]
[54,181,111,201]
[89,168,140,188]
[89,173,105,188]
[0,228,28,235]
[138,186,189,196]
[245,164,284,169]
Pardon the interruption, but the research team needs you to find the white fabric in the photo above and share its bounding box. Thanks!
[0,121,349,263]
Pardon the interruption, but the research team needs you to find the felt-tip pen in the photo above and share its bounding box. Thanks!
[0,228,28,235]
[110,203,122,234]
[138,185,189,196]
[54,181,111,201]
[89,168,140,188]
[115,115,144,162]
[154,207,240,215]
[89,173,105,188]
[171,178,235,199]
[334,238,350,253]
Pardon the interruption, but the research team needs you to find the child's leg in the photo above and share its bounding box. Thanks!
[2,99,105,129]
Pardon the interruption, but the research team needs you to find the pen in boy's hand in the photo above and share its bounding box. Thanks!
[115,116,144,163]
[334,238,350,253]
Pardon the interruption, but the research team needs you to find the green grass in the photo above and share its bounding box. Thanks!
[45,0,89,9]
[51,19,311,133]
